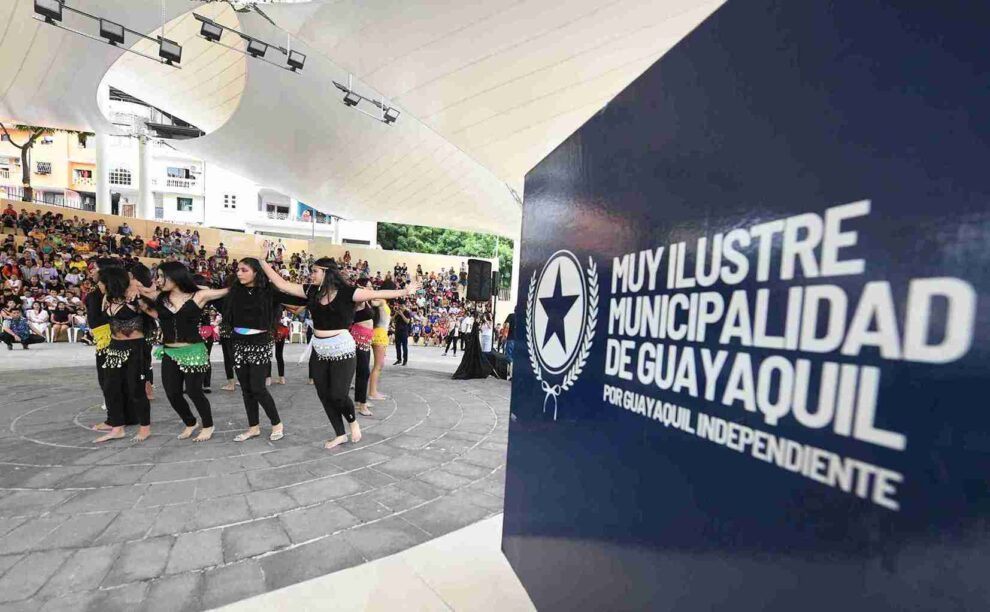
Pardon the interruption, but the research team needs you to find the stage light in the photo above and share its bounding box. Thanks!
[343,91,361,107]
[158,37,182,65]
[245,38,268,58]
[34,0,63,24]
[383,107,400,125]
[287,50,306,72]
[194,14,223,43]
[99,19,125,46]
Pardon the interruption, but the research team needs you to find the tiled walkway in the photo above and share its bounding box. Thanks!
[0,347,509,611]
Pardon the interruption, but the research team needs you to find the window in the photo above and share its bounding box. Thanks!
[74,169,93,180]
[223,194,237,209]
[40,137,54,146]
[167,167,194,179]
[109,168,132,185]
[176,197,193,212]
[35,162,52,175]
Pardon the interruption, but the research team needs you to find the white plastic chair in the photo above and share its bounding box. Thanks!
[289,321,305,344]
[68,327,79,343]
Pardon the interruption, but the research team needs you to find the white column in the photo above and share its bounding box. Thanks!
[137,135,154,220]
[95,133,111,214]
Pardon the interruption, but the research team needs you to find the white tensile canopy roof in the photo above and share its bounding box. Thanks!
[0,0,722,236]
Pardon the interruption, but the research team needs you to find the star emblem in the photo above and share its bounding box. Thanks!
[539,265,578,353]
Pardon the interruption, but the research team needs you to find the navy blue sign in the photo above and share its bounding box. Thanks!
[501,1,990,610]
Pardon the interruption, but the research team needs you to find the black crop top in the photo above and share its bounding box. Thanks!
[225,289,306,330]
[307,284,357,330]
[156,293,203,344]
[353,304,374,324]
[105,300,145,335]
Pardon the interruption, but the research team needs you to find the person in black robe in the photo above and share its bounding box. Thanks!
[452,317,491,380]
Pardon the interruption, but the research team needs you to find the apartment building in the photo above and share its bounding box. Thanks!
[1,96,375,246]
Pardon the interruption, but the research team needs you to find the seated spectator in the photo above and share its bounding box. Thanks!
[145,236,161,257]
[118,222,132,236]
[216,243,228,260]
[68,254,87,273]
[1,309,44,349]
[26,301,50,338]
[50,302,71,342]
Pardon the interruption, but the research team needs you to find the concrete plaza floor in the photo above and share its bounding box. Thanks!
[0,342,509,611]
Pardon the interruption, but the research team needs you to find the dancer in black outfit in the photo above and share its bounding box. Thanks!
[259,256,417,449]
[88,258,138,432]
[93,267,153,443]
[223,258,304,442]
[137,262,228,442]
[128,263,156,400]
[351,278,375,417]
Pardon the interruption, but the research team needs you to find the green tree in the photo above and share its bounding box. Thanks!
[378,222,513,288]
[0,122,91,202]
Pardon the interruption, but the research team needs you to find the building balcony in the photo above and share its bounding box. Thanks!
[0,168,10,181]
[244,210,338,238]
[150,177,202,193]
[72,176,96,189]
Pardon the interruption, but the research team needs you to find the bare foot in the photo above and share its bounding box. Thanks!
[194,426,214,442]
[92,422,112,431]
[270,423,284,441]
[307,379,314,385]
[222,381,236,391]
[324,435,348,450]
[369,394,387,400]
[277,376,286,385]
[234,427,261,442]
[133,426,151,442]
[357,405,373,417]
[145,382,154,400]
[349,421,362,443]
[94,428,126,443]
[177,423,198,440]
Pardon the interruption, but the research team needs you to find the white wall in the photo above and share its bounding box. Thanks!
[339,220,377,246]
[203,164,257,231]
[159,193,205,224]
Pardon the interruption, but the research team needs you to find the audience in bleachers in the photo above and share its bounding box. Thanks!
[0,205,497,354]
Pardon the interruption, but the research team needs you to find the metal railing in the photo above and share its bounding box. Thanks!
[1,186,95,211]
[0,168,9,180]
[165,178,195,189]
[498,286,511,301]
[73,176,96,188]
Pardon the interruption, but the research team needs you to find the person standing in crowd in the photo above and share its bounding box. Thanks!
[368,298,390,400]
[258,256,416,450]
[479,314,493,353]
[222,258,299,443]
[94,266,153,443]
[392,306,410,366]
[136,262,228,442]
[443,316,459,356]
[268,305,290,385]
[459,311,474,350]
[351,278,375,417]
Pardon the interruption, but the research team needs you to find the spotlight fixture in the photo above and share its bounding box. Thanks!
[191,14,300,73]
[98,19,125,46]
[158,37,182,65]
[343,91,361,107]
[194,14,223,43]
[245,38,268,58]
[287,50,306,72]
[34,0,63,23]
[333,77,400,126]
[33,1,180,69]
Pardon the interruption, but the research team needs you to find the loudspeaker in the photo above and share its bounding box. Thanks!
[467,258,493,301]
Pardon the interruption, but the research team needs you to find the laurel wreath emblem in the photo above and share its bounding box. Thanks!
[526,256,599,420]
